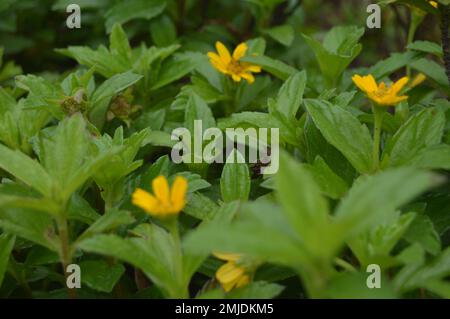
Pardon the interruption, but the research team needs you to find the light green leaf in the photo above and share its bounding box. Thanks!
[276,70,307,118]
[305,99,373,174]
[0,144,53,197]
[261,25,294,47]
[79,260,125,293]
[335,168,439,239]
[220,151,251,202]
[0,233,14,287]
[105,0,167,32]
[240,55,297,80]
[383,108,445,167]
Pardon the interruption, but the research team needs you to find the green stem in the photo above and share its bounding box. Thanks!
[372,105,384,172]
[57,217,76,299]
[222,77,237,116]
[406,13,424,77]
[166,218,189,298]
[301,262,333,299]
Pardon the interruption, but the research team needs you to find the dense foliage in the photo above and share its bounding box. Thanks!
[0,0,449,299]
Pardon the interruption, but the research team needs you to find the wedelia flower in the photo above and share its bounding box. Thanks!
[208,41,261,84]
[352,74,409,106]
[214,253,251,292]
[132,175,187,217]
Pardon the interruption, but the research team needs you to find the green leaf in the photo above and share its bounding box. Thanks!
[303,156,349,199]
[275,70,307,118]
[0,207,59,252]
[334,168,440,239]
[227,281,284,299]
[105,0,167,32]
[404,214,441,255]
[150,15,177,46]
[261,25,294,47]
[240,55,297,80]
[184,200,309,268]
[348,212,416,268]
[401,247,450,292]
[68,194,100,224]
[77,224,182,298]
[407,145,450,170]
[36,115,89,199]
[383,108,445,167]
[56,46,129,78]
[184,92,216,133]
[276,152,340,258]
[184,193,219,221]
[411,59,449,91]
[369,51,421,79]
[326,272,397,299]
[109,23,131,59]
[0,144,53,197]
[79,209,134,241]
[151,52,200,90]
[0,233,14,287]
[407,41,443,58]
[305,99,373,174]
[79,260,125,293]
[303,26,363,85]
[220,151,251,202]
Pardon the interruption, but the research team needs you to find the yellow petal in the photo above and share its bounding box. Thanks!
[365,75,378,90]
[352,74,377,93]
[243,64,262,73]
[240,72,255,84]
[152,175,170,204]
[430,1,438,8]
[216,262,245,292]
[170,176,187,213]
[236,274,250,288]
[216,41,231,64]
[232,43,248,60]
[409,73,427,88]
[231,74,241,82]
[207,52,222,63]
[213,252,242,262]
[210,59,228,74]
[391,76,409,95]
[389,95,409,104]
[132,188,158,214]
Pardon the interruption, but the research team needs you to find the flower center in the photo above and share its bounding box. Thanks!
[227,59,244,74]
[373,83,391,97]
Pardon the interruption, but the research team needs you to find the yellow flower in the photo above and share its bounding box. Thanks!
[214,253,250,292]
[352,74,409,106]
[429,1,438,8]
[208,41,261,84]
[409,73,427,88]
[132,175,187,217]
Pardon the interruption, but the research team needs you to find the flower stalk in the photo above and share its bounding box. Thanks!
[371,105,384,172]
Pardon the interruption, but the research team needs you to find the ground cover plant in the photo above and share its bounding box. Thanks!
[0,0,449,299]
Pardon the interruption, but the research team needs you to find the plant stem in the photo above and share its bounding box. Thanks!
[440,5,450,88]
[166,218,189,298]
[406,12,424,77]
[372,105,384,172]
[57,217,76,299]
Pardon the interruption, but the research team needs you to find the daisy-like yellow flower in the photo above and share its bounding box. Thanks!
[352,74,409,106]
[214,253,251,292]
[208,41,261,84]
[429,1,438,8]
[132,175,187,217]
